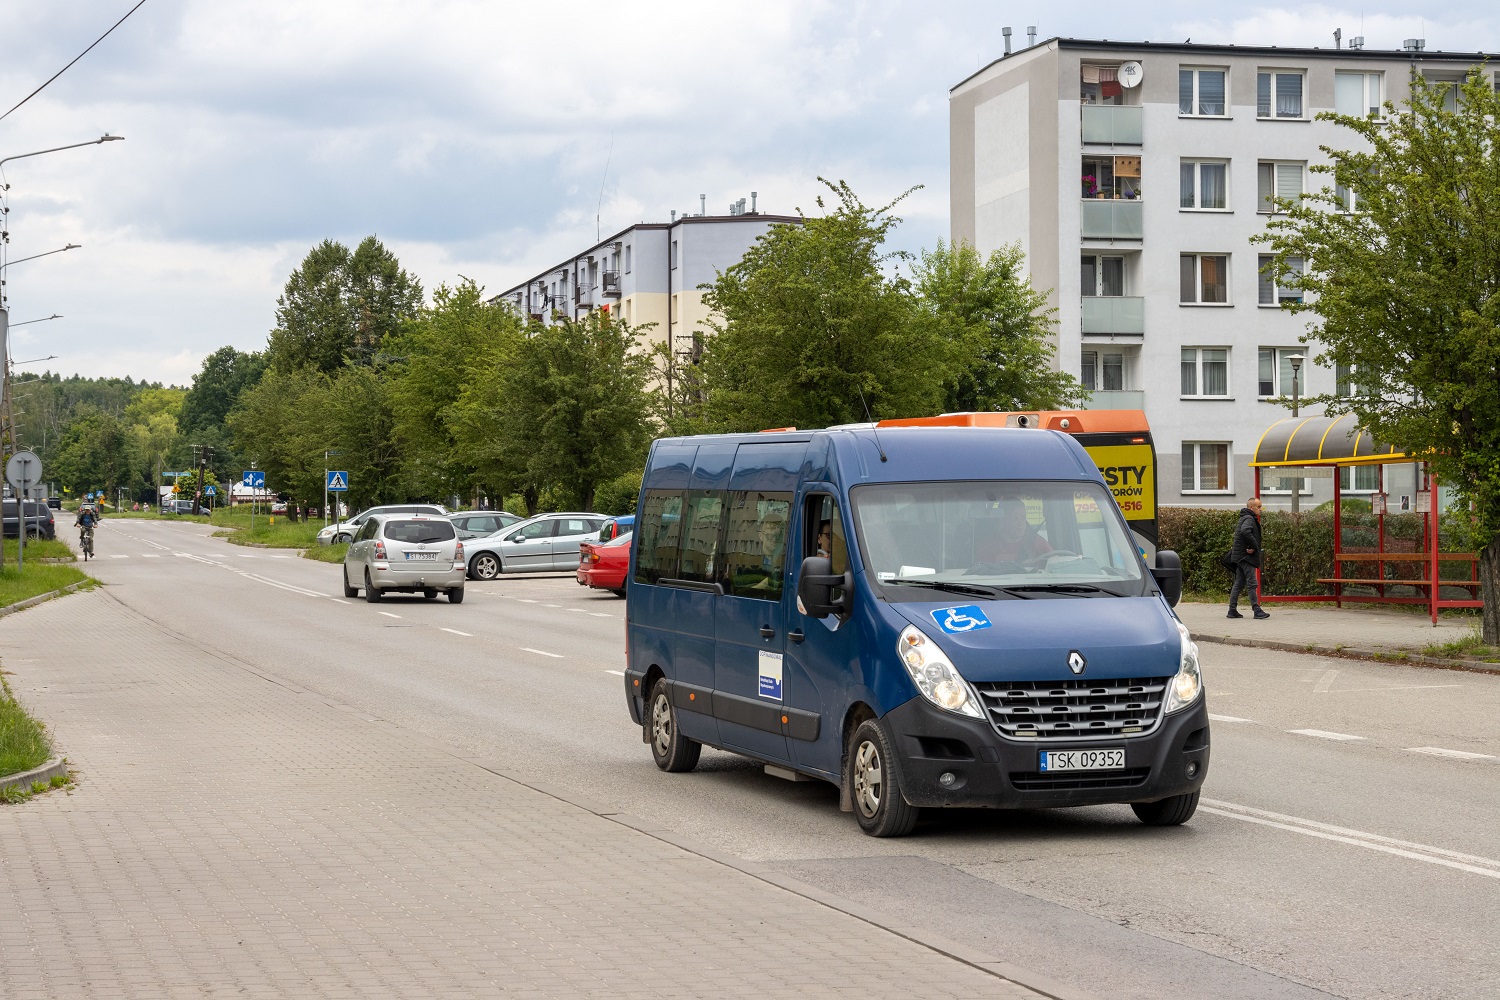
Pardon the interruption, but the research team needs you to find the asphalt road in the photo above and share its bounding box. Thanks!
[76,517,1500,1000]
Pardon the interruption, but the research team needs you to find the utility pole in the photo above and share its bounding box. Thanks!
[1289,354,1305,514]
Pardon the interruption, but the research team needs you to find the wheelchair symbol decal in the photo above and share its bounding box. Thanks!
[930,605,992,634]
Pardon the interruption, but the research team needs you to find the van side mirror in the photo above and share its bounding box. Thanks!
[797,556,851,618]
[1151,550,1183,607]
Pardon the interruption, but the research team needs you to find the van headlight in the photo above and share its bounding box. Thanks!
[1165,621,1203,714]
[897,625,983,719]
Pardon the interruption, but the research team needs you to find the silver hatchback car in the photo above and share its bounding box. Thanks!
[343,514,466,603]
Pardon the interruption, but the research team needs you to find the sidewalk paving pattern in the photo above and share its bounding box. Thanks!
[1176,601,1478,659]
[1,589,1043,999]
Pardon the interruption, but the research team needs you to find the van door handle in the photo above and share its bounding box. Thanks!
[787,629,806,644]
[759,626,776,639]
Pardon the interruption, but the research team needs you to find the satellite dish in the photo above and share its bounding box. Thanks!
[1119,61,1144,88]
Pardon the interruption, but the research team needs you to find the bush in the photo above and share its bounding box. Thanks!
[593,469,643,516]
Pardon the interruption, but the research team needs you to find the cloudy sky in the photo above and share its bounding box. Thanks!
[1,0,1495,386]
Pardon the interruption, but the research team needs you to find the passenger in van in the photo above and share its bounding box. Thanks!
[975,496,1052,566]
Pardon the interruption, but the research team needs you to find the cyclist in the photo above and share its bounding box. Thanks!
[74,504,100,558]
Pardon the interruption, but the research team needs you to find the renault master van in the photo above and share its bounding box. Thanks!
[622,426,1207,837]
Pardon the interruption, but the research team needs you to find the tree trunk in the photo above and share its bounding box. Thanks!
[1482,534,1500,645]
[522,486,539,518]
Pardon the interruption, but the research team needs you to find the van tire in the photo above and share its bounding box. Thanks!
[342,567,359,598]
[364,570,382,603]
[848,718,919,837]
[448,588,464,604]
[1132,791,1200,826]
[648,678,700,773]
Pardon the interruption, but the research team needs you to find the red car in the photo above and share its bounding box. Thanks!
[576,531,631,597]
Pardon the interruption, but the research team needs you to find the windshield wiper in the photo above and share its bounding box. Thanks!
[886,578,1000,598]
[998,583,1114,598]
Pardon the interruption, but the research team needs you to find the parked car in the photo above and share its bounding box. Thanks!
[576,531,632,597]
[463,512,608,580]
[448,510,522,540]
[160,498,208,516]
[45,497,61,510]
[597,515,634,542]
[342,513,465,603]
[2,499,55,539]
[316,503,448,545]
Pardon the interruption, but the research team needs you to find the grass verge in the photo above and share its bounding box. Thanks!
[211,506,323,548]
[0,674,52,779]
[2,538,76,561]
[302,542,348,563]
[0,563,93,609]
[1422,630,1500,662]
[104,510,211,523]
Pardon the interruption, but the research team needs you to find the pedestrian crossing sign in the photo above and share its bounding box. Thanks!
[327,471,349,492]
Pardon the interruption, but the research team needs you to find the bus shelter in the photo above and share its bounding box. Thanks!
[1249,414,1480,624]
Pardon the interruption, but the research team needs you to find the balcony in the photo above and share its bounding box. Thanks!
[1081,105,1143,145]
[1083,389,1145,410]
[1081,296,1145,335]
[602,270,621,295]
[1080,199,1143,239]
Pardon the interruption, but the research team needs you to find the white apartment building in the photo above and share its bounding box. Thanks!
[951,36,1498,508]
[493,195,802,358]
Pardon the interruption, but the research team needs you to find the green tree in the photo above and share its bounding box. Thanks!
[913,240,1084,412]
[699,179,943,430]
[179,347,266,438]
[227,366,327,509]
[122,388,185,490]
[266,237,423,373]
[1256,69,1500,641]
[51,408,140,499]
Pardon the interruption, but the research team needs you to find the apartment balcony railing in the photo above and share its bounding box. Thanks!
[1080,198,1143,239]
[1082,389,1145,410]
[1081,105,1143,145]
[1081,296,1145,335]
[602,270,621,295]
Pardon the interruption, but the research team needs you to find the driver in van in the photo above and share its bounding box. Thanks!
[976,496,1051,565]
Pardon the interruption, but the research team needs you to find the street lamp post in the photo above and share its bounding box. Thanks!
[324,449,343,529]
[1288,354,1305,514]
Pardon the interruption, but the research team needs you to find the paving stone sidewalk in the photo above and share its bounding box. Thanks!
[0,589,1046,999]
[1177,600,1481,663]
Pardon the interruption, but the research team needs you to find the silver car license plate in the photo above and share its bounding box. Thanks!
[404,552,439,561]
[1039,748,1125,772]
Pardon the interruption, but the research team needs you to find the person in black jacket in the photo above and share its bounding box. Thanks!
[1228,498,1269,619]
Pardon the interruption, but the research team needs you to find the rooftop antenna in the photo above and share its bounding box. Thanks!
[1002,26,1012,55]
[855,387,888,463]
[595,130,614,242]
[1334,28,1342,48]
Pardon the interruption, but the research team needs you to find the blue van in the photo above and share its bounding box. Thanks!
[622,426,1208,837]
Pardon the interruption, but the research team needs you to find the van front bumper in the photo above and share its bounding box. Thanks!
[884,694,1210,810]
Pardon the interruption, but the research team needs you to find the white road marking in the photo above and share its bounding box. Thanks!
[1208,714,1254,723]
[604,669,625,676]
[330,598,351,604]
[440,628,473,637]
[109,554,129,558]
[1406,746,1496,760]
[520,647,564,658]
[544,604,562,608]
[1334,684,1465,694]
[142,553,161,558]
[1312,669,1339,694]
[517,599,538,604]
[377,611,401,619]
[236,553,257,559]
[1201,798,1500,881]
[589,612,613,618]
[1288,729,1365,741]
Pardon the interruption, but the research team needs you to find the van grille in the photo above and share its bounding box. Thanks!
[1009,767,1151,791]
[972,676,1171,741]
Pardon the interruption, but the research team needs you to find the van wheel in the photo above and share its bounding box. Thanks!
[364,570,382,603]
[447,588,464,604]
[342,567,359,598]
[649,678,700,772]
[1132,791,1199,826]
[848,718,919,837]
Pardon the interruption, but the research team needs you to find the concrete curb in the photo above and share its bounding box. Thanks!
[0,581,90,619]
[1194,632,1500,676]
[0,757,68,796]
[461,755,1099,1000]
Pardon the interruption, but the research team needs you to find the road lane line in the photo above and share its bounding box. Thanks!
[1288,729,1364,741]
[377,611,401,619]
[142,553,161,558]
[1201,799,1500,880]
[517,599,538,604]
[520,647,563,658]
[1208,714,1253,723]
[544,604,562,608]
[589,612,613,618]
[1312,669,1339,694]
[330,598,351,604]
[440,628,472,637]
[109,554,129,558]
[1406,746,1495,760]
[604,669,625,676]
[236,553,257,559]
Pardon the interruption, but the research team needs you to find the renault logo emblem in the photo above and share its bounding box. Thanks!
[1067,650,1087,675]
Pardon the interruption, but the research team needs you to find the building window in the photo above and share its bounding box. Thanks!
[1180,254,1229,304]
[1179,67,1227,116]
[1180,159,1228,210]
[1258,255,1304,306]
[1080,255,1125,296]
[624,245,632,273]
[1257,161,1304,214]
[1181,348,1230,397]
[1181,442,1231,493]
[1081,154,1141,200]
[1258,348,1307,397]
[1335,71,1383,117]
[670,240,679,269]
[1339,465,1381,493]
[1081,351,1123,392]
[1080,64,1127,105]
[1258,70,1305,118]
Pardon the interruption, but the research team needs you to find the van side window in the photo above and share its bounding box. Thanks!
[723,491,792,600]
[357,519,379,542]
[805,495,850,576]
[677,492,724,583]
[635,491,684,584]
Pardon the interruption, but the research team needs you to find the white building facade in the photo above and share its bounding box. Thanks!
[950,37,1498,509]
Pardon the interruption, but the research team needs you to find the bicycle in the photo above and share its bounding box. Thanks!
[80,525,94,561]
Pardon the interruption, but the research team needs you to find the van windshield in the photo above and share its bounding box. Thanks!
[850,481,1147,599]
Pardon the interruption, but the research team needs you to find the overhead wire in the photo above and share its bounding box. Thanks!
[0,0,148,124]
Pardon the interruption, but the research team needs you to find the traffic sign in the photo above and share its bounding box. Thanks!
[242,470,265,489]
[326,471,349,492]
[205,485,217,496]
[6,450,41,492]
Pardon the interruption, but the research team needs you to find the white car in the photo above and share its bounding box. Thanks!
[463,512,608,580]
[342,514,466,603]
[317,503,447,545]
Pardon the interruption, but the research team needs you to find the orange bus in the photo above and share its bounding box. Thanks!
[877,410,1159,558]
